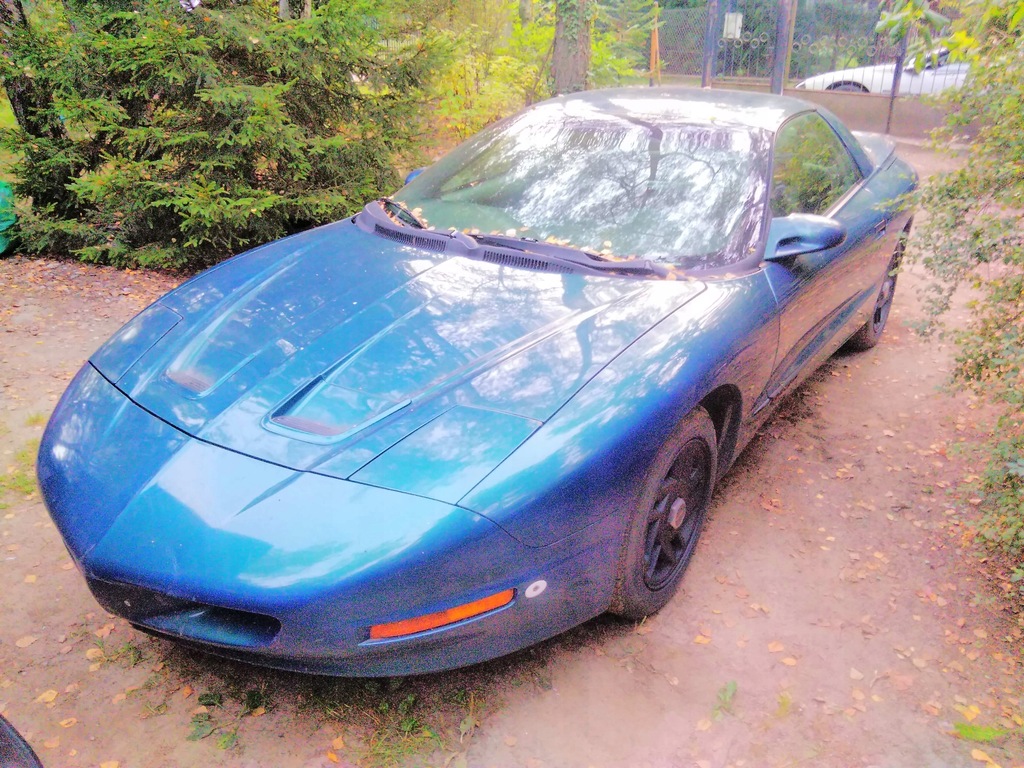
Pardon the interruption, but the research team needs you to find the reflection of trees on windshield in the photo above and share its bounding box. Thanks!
[399,103,771,270]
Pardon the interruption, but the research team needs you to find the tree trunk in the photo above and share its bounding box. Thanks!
[518,0,533,25]
[278,0,289,19]
[1,0,67,141]
[302,0,311,19]
[553,0,590,94]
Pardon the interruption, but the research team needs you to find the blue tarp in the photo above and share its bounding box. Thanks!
[0,181,15,255]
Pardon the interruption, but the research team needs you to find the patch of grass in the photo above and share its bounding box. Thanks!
[183,686,270,751]
[24,413,46,428]
[712,680,738,720]
[0,440,39,498]
[300,676,486,768]
[954,722,1010,743]
[775,690,793,718]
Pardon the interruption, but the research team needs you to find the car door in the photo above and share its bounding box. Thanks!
[759,111,882,409]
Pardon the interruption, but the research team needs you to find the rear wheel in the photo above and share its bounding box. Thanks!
[610,407,718,620]
[828,82,869,93]
[846,220,911,351]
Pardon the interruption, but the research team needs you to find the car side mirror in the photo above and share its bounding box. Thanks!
[764,213,847,261]
[404,168,425,185]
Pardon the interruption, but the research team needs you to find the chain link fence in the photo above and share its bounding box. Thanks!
[658,0,967,97]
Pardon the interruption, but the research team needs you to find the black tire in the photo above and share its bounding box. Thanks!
[610,406,718,620]
[0,715,43,768]
[846,220,911,351]
[828,82,869,93]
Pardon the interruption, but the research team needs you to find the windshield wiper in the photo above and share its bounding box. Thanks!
[380,198,427,229]
[356,200,670,278]
[472,233,671,277]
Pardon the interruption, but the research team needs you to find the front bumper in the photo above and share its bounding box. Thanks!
[38,365,619,676]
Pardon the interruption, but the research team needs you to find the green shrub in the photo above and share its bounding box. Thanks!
[1,0,446,269]
[881,0,1024,581]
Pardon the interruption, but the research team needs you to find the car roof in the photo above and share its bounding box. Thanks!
[544,86,816,133]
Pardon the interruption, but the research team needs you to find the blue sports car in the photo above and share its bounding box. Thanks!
[38,88,915,676]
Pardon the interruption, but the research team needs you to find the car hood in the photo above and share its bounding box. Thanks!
[93,219,706,491]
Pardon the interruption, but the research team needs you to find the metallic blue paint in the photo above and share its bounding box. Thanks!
[38,87,917,675]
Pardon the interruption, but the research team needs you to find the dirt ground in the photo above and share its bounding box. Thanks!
[1,141,1022,768]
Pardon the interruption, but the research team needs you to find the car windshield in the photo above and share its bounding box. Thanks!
[396,100,771,271]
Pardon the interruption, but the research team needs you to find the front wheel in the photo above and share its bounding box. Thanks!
[610,407,718,620]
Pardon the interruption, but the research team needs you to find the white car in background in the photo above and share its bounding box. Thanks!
[795,49,968,95]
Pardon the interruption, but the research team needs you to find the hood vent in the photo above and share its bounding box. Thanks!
[373,225,448,253]
[270,415,345,436]
[166,368,215,393]
[481,250,573,274]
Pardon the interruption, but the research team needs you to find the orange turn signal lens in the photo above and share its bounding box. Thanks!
[369,589,515,640]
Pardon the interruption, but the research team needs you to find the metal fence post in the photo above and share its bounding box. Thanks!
[701,0,719,88]
[770,0,794,94]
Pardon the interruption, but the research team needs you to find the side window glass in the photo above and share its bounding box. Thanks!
[771,113,862,217]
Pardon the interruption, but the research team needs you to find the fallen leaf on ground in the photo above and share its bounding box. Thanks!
[326,752,339,764]
[781,657,798,666]
[59,719,77,728]
[850,668,864,680]
[99,762,119,768]
[35,690,58,704]
[250,706,266,717]
[85,648,103,661]
[767,641,784,653]
[693,634,711,645]
[955,704,982,722]
[15,636,37,648]
[504,736,517,747]
[332,736,345,750]
[696,718,712,731]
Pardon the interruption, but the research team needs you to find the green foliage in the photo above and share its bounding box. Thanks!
[897,0,1024,568]
[429,1,652,141]
[1,0,446,269]
[430,7,542,139]
[0,95,13,129]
